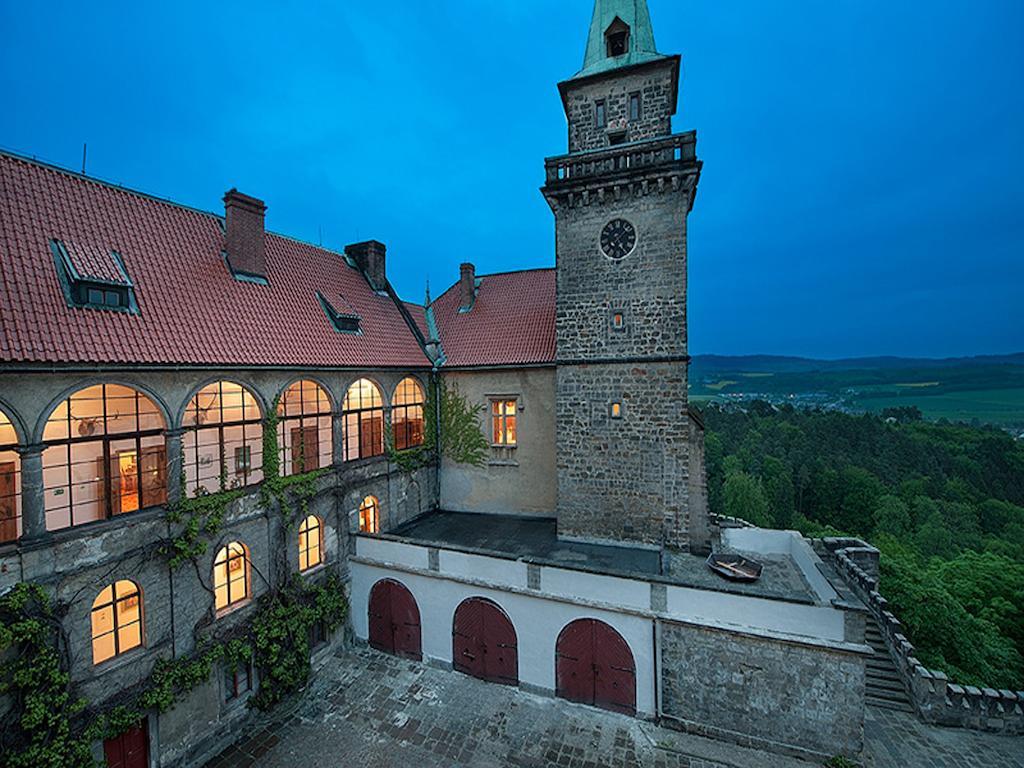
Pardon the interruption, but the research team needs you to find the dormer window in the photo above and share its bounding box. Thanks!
[318,292,362,334]
[605,18,630,58]
[50,239,138,313]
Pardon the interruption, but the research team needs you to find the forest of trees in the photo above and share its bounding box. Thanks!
[703,402,1024,689]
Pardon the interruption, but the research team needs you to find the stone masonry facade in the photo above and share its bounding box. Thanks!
[0,368,437,766]
[548,52,701,549]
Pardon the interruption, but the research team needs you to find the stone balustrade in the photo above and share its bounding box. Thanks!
[544,132,698,185]
[824,538,1024,735]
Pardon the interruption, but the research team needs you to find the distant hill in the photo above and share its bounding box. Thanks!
[690,353,1024,429]
[694,353,1024,374]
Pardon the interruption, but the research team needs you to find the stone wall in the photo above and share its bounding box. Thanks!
[557,361,690,547]
[439,367,557,517]
[562,59,678,152]
[659,620,866,759]
[0,367,437,766]
[827,539,1024,735]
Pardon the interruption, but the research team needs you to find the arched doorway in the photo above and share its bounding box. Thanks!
[555,619,636,715]
[452,597,518,685]
[368,579,421,660]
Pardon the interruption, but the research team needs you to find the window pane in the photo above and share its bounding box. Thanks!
[93,631,116,664]
[118,621,141,652]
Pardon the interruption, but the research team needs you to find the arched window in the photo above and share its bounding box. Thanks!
[359,495,380,533]
[342,379,384,461]
[214,541,250,612]
[183,382,263,496]
[392,378,425,451]
[91,580,143,664]
[42,384,167,531]
[298,515,323,572]
[0,409,20,543]
[277,381,332,476]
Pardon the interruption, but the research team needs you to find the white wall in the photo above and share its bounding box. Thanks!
[351,561,657,717]
[722,527,840,604]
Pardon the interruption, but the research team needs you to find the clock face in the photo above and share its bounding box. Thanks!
[600,218,637,260]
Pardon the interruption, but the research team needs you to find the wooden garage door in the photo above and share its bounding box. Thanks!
[555,619,636,715]
[452,597,518,685]
[368,579,422,660]
[104,719,148,768]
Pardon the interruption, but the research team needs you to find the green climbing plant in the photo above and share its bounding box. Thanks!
[386,377,488,471]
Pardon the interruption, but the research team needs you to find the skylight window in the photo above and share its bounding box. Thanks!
[318,292,362,334]
[50,239,138,314]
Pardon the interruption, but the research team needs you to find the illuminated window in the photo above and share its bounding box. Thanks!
[224,662,253,702]
[91,580,143,664]
[42,385,167,531]
[277,380,333,476]
[298,515,323,572]
[491,400,518,447]
[612,311,625,330]
[392,378,425,451]
[214,541,250,613]
[611,402,623,419]
[343,379,384,461]
[0,409,21,543]
[359,495,380,534]
[183,382,263,496]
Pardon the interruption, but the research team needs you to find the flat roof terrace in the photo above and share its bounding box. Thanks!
[390,511,822,604]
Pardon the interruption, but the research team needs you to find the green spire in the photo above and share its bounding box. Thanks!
[575,0,667,80]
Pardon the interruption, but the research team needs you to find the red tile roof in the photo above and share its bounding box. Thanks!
[431,269,555,367]
[0,150,430,368]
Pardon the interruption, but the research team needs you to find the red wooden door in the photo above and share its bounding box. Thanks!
[104,719,148,768]
[452,598,518,685]
[556,619,636,715]
[368,579,421,660]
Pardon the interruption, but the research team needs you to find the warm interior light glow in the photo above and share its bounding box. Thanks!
[91,580,142,664]
[359,496,380,533]
[214,541,249,612]
[491,400,518,446]
[298,515,323,571]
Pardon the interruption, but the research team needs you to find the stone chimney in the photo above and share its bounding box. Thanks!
[345,240,388,292]
[459,263,476,312]
[223,189,267,279]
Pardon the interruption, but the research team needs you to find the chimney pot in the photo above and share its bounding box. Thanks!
[345,240,388,291]
[459,263,476,312]
[223,189,267,279]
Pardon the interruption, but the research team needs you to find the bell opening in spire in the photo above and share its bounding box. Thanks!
[605,17,630,58]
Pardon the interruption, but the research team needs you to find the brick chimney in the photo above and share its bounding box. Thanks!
[345,240,387,292]
[459,263,476,312]
[223,189,267,279]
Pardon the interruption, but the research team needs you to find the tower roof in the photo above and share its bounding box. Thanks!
[573,0,669,80]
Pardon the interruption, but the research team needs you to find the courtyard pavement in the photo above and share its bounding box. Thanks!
[206,646,1023,768]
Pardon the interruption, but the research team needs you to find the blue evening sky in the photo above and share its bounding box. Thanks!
[1,1,1021,358]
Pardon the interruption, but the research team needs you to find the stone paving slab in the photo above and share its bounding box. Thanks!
[206,646,1023,768]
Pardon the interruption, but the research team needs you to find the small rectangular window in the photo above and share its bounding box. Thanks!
[224,663,253,702]
[612,312,625,330]
[611,402,623,419]
[491,399,518,447]
[595,100,606,129]
[87,287,104,305]
[309,621,328,649]
[630,93,641,121]
[104,290,122,307]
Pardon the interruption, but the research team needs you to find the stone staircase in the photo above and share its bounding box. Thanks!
[865,618,913,712]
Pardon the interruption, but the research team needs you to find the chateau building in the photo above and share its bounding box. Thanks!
[0,1,871,766]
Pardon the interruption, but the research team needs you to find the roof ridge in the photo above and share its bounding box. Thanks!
[429,266,555,308]
[0,146,354,263]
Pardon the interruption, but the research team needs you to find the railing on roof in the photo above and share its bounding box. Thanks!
[544,132,698,186]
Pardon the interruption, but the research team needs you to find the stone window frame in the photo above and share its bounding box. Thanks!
[610,402,624,420]
[298,514,324,572]
[359,495,381,534]
[91,579,145,665]
[0,408,21,543]
[342,379,385,462]
[391,377,426,452]
[629,92,642,122]
[213,540,251,616]
[42,383,168,532]
[182,380,264,496]
[595,99,607,129]
[277,379,333,476]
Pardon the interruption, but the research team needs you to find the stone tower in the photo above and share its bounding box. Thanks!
[543,0,704,550]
